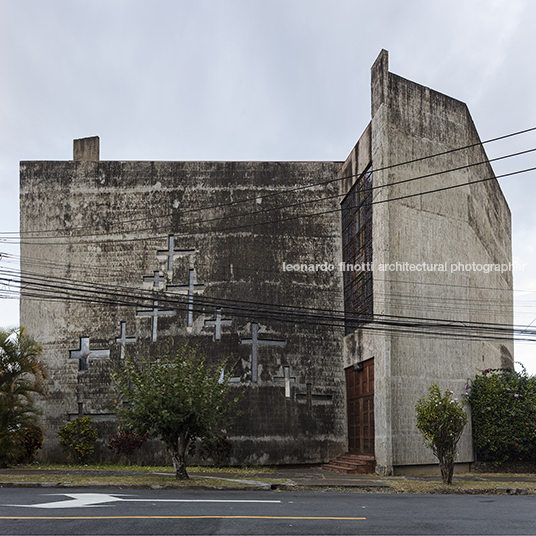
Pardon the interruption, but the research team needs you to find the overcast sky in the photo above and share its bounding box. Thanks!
[1,0,536,372]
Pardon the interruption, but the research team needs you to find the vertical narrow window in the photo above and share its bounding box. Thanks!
[341,166,373,335]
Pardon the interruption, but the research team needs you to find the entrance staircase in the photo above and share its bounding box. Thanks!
[322,453,376,475]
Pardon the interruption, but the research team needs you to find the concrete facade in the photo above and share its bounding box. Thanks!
[20,158,347,464]
[20,50,513,471]
[340,51,513,474]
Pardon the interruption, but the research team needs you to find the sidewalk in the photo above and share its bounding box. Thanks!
[231,466,536,490]
[248,466,390,488]
[1,466,536,493]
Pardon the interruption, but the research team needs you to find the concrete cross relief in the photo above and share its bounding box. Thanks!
[143,270,165,288]
[69,337,110,371]
[136,300,175,342]
[273,366,296,399]
[157,234,195,271]
[204,308,232,340]
[240,323,286,382]
[296,383,333,410]
[167,269,204,327]
[116,321,136,359]
[68,402,116,421]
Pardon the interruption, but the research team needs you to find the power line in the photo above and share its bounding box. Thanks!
[0,253,526,319]
[2,267,529,342]
[12,146,534,239]
[14,289,526,343]
[6,128,530,344]
[9,163,536,247]
[7,126,536,241]
[6,267,524,344]
[3,250,529,296]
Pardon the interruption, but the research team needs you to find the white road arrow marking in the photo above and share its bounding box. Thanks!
[5,493,282,509]
[7,494,124,509]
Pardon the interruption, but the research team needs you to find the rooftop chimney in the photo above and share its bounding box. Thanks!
[73,136,100,161]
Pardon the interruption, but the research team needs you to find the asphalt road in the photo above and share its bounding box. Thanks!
[0,487,534,535]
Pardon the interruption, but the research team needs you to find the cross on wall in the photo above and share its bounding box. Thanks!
[157,235,195,271]
[143,270,165,288]
[116,322,136,359]
[296,383,333,409]
[69,337,110,371]
[67,402,116,421]
[136,300,175,342]
[167,269,204,326]
[240,323,286,383]
[273,366,296,399]
[204,308,232,340]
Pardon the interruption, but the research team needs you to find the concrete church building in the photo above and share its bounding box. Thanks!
[20,50,513,474]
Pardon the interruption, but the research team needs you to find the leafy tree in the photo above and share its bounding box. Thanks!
[468,367,536,463]
[112,341,241,479]
[415,384,468,484]
[57,416,98,463]
[0,327,46,467]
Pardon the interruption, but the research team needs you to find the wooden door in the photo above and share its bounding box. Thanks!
[346,358,374,455]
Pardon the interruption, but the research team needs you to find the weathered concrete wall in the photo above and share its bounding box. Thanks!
[20,158,347,465]
[341,50,513,473]
[19,49,513,471]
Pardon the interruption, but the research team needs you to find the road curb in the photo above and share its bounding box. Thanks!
[0,482,273,491]
[0,481,532,494]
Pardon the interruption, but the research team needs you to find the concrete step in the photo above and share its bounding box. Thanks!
[322,453,376,475]
[321,463,361,475]
[338,454,375,463]
[325,460,362,471]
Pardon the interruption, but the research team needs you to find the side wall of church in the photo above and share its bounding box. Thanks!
[20,158,348,465]
[342,50,513,473]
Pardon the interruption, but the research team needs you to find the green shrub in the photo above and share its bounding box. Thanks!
[415,384,468,484]
[0,327,46,467]
[468,367,536,463]
[57,416,98,463]
[0,429,25,467]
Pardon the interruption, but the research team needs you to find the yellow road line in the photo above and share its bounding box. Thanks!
[0,515,366,520]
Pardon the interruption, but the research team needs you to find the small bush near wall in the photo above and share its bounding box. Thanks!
[415,384,468,484]
[57,417,98,464]
[468,367,536,464]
